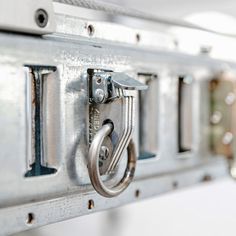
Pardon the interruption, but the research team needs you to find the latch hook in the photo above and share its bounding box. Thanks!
[87,71,147,197]
[88,123,136,198]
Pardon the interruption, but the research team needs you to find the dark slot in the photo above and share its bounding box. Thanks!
[178,76,192,153]
[25,66,57,177]
[138,73,158,160]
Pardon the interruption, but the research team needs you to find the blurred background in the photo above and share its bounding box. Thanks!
[14,0,236,235]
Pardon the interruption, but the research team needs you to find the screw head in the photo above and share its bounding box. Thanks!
[99,146,110,161]
[94,89,105,103]
[35,9,48,28]
[96,76,102,84]
[211,111,222,124]
[222,132,233,145]
[225,92,235,105]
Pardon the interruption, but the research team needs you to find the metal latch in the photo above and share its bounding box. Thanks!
[87,70,147,197]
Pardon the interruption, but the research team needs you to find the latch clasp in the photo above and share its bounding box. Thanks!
[87,70,147,197]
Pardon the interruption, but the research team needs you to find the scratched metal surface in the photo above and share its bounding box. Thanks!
[0,12,234,235]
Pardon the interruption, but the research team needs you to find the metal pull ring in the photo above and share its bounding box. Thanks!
[88,123,136,198]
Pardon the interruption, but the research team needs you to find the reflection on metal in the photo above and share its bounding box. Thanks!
[88,70,146,197]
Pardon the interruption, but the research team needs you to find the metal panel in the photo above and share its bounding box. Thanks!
[0,6,235,235]
[0,0,55,34]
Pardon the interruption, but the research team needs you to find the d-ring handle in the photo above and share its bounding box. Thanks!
[88,123,136,198]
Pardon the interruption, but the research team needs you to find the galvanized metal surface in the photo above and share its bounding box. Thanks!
[0,7,235,236]
[53,0,236,37]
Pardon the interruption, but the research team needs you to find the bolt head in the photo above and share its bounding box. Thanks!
[94,89,105,103]
[222,132,233,145]
[211,111,222,124]
[225,92,235,105]
[96,76,102,84]
[99,146,110,161]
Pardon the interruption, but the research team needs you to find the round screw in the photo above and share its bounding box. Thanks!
[94,89,105,103]
[210,111,222,124]
[225,92,235,105]
[35,9,48,28]
[96,76,102,84]
[222,132,233,145]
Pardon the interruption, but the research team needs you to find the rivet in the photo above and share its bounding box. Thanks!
[225,92,235,105]
[210,111,222,124]
[94,89,105,103]
[222,132,233,145]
